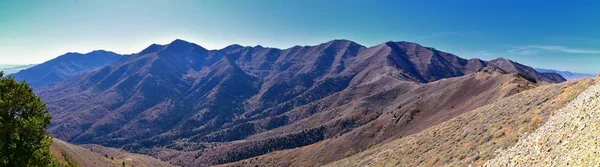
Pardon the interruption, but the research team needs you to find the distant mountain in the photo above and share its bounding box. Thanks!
[488,58,565,83]
[535,68,595,80]
[12,50,126,87]
[37,39,565,166]
[0,64,36,75]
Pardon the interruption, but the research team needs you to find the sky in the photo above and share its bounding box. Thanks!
[1,0,599,73]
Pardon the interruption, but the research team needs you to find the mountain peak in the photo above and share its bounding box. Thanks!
[326,39,364,47]
[389,41,419,45]
[488,57,518,71]
[164,39,206,51]
[87,50,119,56]
[62,52,84,56]
[327,39,353,43]
[320,39,365,51]
[222,44,245,51]
[490,57,512,62]
[170,39,191,44]
[139,44,166,56]
[382,41,423,49]
[168,39,201,48]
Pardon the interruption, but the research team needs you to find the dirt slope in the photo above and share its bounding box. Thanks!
[486,77,600,166]
[328,78,595,167]
[51,138,173,167]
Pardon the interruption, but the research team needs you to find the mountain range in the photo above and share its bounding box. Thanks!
[27,39,573,166]
[535,68,596,80]
[11,50,126,87]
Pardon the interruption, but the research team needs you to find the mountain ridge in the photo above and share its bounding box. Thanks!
[12,50,127,87]
[535,68,596,80]
[36,39,565,166]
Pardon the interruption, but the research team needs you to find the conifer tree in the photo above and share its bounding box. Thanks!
[0,72,54,166]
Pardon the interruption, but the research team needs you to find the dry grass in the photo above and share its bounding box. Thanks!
[329,78,595,167]
[50,138,173,167]
[487,77,600,166]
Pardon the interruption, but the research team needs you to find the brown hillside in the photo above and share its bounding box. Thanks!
[486,77,600,166]
[51,138,173,167]
[219,67,545,166]
[328,78,595,167]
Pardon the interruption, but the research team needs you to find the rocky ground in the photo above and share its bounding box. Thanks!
[486,77,600,166]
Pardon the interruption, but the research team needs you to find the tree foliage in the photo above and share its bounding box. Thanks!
[0,72,54,166]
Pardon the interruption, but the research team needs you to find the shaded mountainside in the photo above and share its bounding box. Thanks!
[37,39,565,166]
[535,68,596,80]
[51,138,172,167]
[486,77,600,166]
[12,50,126,87]
[329,78,595,167]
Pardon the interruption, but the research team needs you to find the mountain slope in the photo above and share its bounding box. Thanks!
[51,138,172,167]
[221,67,562,167]
[535,68,596,80]
[13,50,125,87]
[486,77,600,166]
[329,78,595,166]
[37,39,565,166]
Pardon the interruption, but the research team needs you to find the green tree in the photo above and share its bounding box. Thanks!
[0,72,54,166]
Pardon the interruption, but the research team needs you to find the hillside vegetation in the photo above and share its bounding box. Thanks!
[51,138,172,167]
[329,78,595,166]
[486,77,600,166]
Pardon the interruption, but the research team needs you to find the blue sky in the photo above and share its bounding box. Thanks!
[1,0,599,73]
